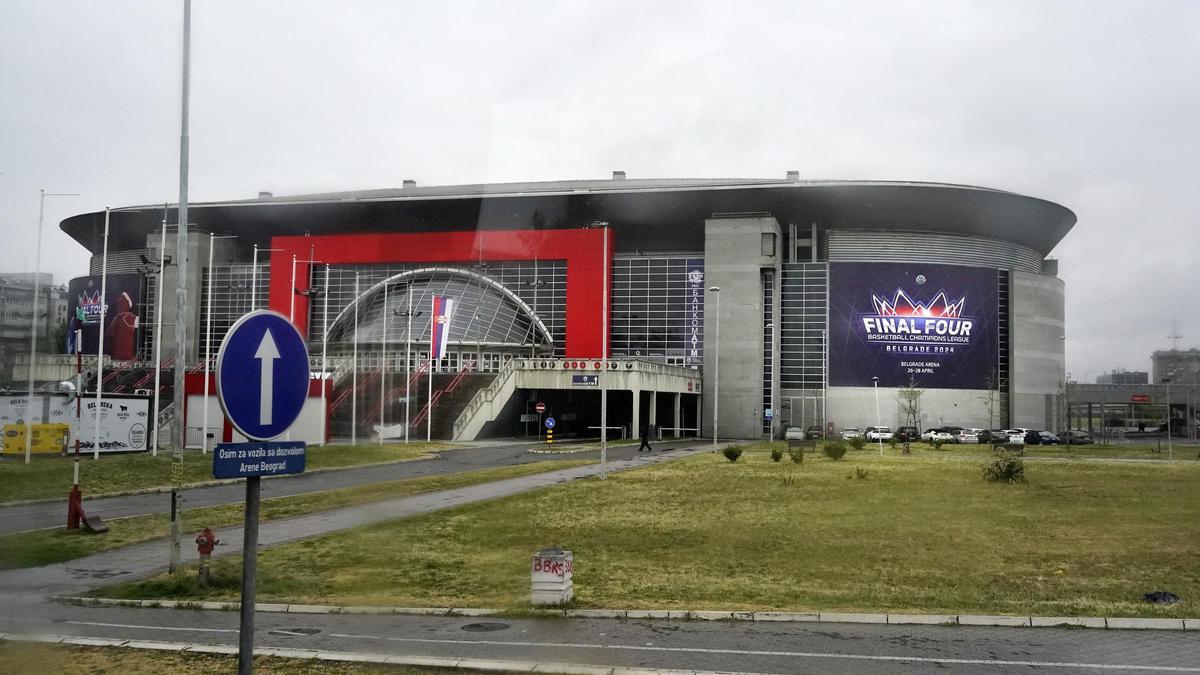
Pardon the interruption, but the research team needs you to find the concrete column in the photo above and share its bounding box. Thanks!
[631,389,641,439]
[673,392,682,437]
[648,390,657,430]
[1087,402,1093,433]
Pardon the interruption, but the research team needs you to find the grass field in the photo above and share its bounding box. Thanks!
[102,447,1200,618]
[0,442,450,503]
[0,641,459,675]
[0,460,586,569]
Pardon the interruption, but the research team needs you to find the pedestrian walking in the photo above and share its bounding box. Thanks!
[637,423,653,452]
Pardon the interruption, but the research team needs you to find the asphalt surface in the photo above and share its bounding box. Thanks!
[0,439,692,535]
[4,603,1199,674]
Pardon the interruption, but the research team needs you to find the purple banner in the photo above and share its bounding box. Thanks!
[828,263,999,389]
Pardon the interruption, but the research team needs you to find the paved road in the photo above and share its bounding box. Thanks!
[4,604,1198,674]
[0,439,693,535]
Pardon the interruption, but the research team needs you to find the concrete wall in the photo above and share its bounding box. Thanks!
[703,216,780,439]
[1010,270,1066,431]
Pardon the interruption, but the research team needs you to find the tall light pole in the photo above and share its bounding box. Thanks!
[600,224,609,479]
[1164,375,1174,462]
[249,245,283,311]
[25,189,78,464]
[872,375,882,455]
[393,283,421,445]
[708,286,721,447]
[201,233,236,454]
[766,322,775,442]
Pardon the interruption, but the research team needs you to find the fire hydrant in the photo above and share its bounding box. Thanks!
[195,527,219,585]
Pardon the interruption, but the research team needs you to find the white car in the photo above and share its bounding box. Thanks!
[958,428,985,444]
[865,426,893,441]
[841,428,864,440]
[1003,429,1029,444]
[921,428,954,443]
[784,427,805,441]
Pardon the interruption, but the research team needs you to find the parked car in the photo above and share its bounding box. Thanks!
[1003,429,1028,444]
[921,427,953,443]
[784,427,805,441]
[958,428,985,444]
[1038,431,1061,445]
[896,426,920,442]
[805,425,825,440]
[840,428,864,440]
[1059,430,1094,445]
[865,426,894,441]
[1023,430,1043,445]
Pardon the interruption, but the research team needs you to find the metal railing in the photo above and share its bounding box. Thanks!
[452,357,517,437]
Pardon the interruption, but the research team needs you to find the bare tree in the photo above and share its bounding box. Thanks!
[980,368,998,445]
[896,376,923,455]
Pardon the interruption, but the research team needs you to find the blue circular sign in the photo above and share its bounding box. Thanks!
[216,311,310,441]
[544,417,556,430]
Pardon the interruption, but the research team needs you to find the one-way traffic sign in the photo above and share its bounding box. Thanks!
[216,310,310,441]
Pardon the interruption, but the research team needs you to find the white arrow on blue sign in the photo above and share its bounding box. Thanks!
[216,310,310,441]
[544,417,556,430]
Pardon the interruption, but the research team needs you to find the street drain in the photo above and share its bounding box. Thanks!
[269,627,321,637]
[460,622,509,632]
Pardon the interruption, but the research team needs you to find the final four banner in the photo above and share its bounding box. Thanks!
[827,263,999,390]
[430,295,455,362]
[66,274,142,360]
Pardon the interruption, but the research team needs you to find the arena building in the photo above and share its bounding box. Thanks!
[57,174,1076,443]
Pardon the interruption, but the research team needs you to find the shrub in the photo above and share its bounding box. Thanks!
[788,447,804,464]
[930,439,944,450]
[770,447,784,462]
[848,437,866,450]
[722,446,744,463]
[984,450,1026,483]
[855,466,870,480]
[781,474,797,487]
[822,441,848,461]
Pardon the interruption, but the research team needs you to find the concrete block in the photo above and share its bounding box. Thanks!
[256,603,290,613]
[690,610,734,621]
[753,612,820,622]
[1184,619,1200,631]
[1105,617,1185,630]
[287,604,334,614]
[958,615,1030,627]
[339,605,396,615]
[624,609,673,619]
[565,609,627,619]
[730,611,755,621]
[18,634,65,643]
[63,636,127,647]
[451,607,500,617]
[197,601,233,611]
[888,614,958,625]
[456,658,537,672]
[384,655,463,668]
[1030,616,1105,628]
[533,663,614,675]
[316,651,392,663]
[185,643,239,655]
[124,640,191,651]
[819,612,888,624]
[258,647,321,659]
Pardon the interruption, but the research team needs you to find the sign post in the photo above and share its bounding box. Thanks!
[215,311,310,675]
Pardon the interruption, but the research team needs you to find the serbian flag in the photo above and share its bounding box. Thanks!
[431,295,455,362]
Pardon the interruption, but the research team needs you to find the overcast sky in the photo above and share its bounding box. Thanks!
[1,0,1196,380]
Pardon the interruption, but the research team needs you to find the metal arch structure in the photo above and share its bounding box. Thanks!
[323,266,555,350]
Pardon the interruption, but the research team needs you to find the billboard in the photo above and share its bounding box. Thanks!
[67,274,142,360]
[828,263,999,389]
[0,393,150,453]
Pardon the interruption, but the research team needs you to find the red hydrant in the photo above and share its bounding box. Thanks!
[195,527,219,584]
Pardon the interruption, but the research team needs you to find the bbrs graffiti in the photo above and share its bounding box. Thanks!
[829,263,999,390]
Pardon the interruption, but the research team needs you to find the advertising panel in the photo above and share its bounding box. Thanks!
[66,274,142,360]
[682,258,704,365]
[0,394,150,453]
[828,263,999,389]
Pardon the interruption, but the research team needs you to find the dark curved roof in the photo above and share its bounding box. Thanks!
[60,178,1076,256]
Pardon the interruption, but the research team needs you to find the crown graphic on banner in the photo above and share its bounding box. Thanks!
[871,289,965,318]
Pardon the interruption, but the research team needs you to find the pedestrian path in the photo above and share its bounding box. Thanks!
[0,445,711,599]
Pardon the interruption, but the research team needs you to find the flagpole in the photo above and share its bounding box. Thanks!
[600,223,608,479]
[93,207,110,460]
[352,272,359,446]
[379,281,387,444]
[151,207,167,456]
[321,264,329,445]
[426,295,433,443]
[201,232,215,454]
[404,282,412,444]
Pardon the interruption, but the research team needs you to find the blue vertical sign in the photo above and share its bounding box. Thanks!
[683,258,705,365]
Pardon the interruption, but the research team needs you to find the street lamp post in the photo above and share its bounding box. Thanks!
[872,376,882,456]
[708,286,721,447]
[25,189,79,464]
[1164,376,1174,462]
[766,322,775,442]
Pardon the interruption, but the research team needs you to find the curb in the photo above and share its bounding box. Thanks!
[0,451,448,509]
[1,632,725,675]
[56,597,1195,631]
